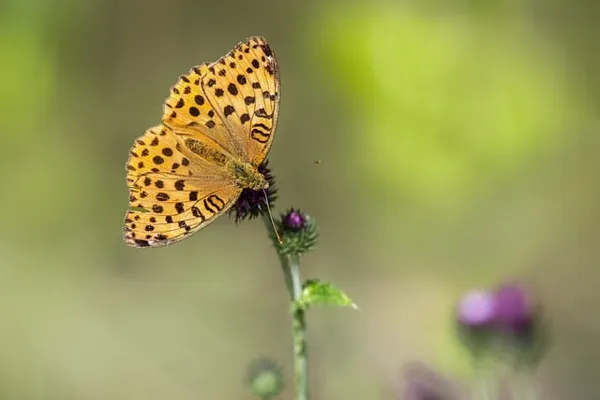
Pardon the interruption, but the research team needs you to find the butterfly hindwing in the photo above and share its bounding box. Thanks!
[124,125,242,247]
[124,185,241,247]
[201,36,280,165]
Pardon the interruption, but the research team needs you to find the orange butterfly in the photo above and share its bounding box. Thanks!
[123,37,280,248]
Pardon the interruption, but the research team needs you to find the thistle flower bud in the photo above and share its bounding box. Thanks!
[276,209,318,256]
[246,358,284,399]
[282,208,306,232]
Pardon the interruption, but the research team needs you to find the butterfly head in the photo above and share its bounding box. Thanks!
[232,161,269,191]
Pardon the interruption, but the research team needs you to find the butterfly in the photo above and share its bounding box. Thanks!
[123,36,280,248]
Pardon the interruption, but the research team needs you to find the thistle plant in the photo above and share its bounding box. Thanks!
[230,160,358,400]
[400,282,548,400]
[228,161,546,400]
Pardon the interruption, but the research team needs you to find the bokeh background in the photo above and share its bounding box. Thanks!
[1,0,599,398]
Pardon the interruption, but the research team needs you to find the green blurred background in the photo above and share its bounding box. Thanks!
[1,0,599,398]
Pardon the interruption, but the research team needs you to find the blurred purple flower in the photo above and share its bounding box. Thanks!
[456,283,536,334]
[492,283,534,333]
[455,281,547,367]
[456,289,496,328]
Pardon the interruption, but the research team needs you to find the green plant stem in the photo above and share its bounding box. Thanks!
[470,356,497,400]
[288,253,308,400]
[511,370,538,400]
[263,215,308,400]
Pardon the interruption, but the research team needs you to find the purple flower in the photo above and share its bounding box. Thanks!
[276,209,318,255]
[456,284,536,334]
[455,282,546,366]
[456,290,496,328]
[492,283,533,333]
[282,208,306,232]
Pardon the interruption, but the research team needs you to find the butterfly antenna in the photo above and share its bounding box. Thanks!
[262,189,282,244]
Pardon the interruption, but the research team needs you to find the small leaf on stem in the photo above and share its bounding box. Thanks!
[294,279,359,311]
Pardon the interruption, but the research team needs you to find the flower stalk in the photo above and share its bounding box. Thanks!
[289,253,308,400]
[237,165,348,400]
[263,214,309,400]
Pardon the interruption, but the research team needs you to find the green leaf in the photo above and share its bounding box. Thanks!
[295,279,359,311]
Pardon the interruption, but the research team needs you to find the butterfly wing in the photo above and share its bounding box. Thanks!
[162,63,243,157]
[124,125,242,248]
[200,36,280,165]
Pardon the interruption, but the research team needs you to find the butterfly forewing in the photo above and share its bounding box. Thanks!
[124,125,241,247]
[162,63,241,156]
[201,36,280,165]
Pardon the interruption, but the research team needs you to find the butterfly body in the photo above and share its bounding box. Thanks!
[180,136,267,190]
[123,37,279,248]
[230,161,269,190]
